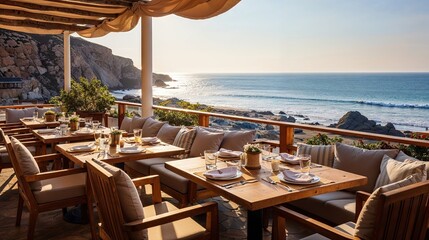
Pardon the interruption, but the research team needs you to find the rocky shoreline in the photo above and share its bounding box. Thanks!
[121,95,408,141]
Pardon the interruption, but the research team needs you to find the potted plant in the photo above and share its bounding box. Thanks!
[110,129,122,146]
[69,116,80,131]
[243,144,262,169]
[50,77,115,122]
[44,110,56,122]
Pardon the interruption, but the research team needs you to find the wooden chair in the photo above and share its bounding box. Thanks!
[4,135,94,240]
[271,180,429,240]
[86,158,219,240]
[0,128,42,173]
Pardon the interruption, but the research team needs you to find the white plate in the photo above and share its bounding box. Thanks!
[118,147,145,154]
[73,130,94,135]
[22,117,34,121]
[141,137,159,144]
[205,171,242,181]
[37,129,57,134]
[68,144,96,152]
[278,172,320,185]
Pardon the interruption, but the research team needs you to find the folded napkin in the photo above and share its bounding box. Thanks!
[119,146,142,153]
[73,129,94,135]
[141,137,158,143]
[217,148,243,158]
[203,166,238,179]
[282,169,313,183]
[70,143,95,152]
[37,129,57,134]
[279,153,300,164]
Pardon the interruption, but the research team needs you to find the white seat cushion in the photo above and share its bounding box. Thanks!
[145,201,206,240]
[33,172,86,204]
[125,157,175,176]
[10,137,42,190]
[156,124,181,145]
[6,107,37,123]
[297,143,335,167]
[142,118,165,137]
[301,222,356,240]
[172,127,197,159]
[120,117,132,133]
[189,127,224,158]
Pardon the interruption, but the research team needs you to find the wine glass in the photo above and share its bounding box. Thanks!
[92,120,100,130]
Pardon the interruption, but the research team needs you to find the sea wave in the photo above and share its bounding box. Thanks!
[218,94,429,110]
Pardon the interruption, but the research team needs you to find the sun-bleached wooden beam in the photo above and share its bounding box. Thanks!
[0,18,88,31]
[61,0,133,7]
[0,0,119,18]
[0,9,102,26]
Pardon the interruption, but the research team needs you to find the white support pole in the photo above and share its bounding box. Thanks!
[141,16,153,117]
[63,31,71,92]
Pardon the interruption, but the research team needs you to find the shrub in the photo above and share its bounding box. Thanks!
[50,77,115,113]
[154,99,213,126]
[305,133,343,145]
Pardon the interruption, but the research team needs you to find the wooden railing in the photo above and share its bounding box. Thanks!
[114,101,429,152]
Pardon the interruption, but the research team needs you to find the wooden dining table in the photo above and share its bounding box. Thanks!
[165,158,367,240]
[56,141,185,167]
[20,118,60,129]
[31,128,96,154]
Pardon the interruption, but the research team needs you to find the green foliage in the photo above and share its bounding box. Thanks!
[109,109,133,118]
[50,77,115,113]
[154,100,213,126]
[353,140,396,150]
[399,134,429,161]
[305,133,343,145]
[69,116,79,122]
[44,110,56,115]
[244,144,262,154]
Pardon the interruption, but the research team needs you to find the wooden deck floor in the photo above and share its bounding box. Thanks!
[0,168,313,239]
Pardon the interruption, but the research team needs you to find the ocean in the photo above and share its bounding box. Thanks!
[112,73,429,131]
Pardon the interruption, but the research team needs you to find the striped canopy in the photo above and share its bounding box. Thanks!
[0,0,240,37]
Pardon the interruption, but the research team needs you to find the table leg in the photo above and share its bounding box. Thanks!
[247,209,263,240]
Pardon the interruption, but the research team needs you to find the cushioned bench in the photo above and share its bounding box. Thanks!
[122,116,256,207]
[287,142,427,225]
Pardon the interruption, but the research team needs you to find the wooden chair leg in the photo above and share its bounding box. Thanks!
[16,194,23,226]
[27,211,38,240]
[263,208,271,229]
[271,210,286,240]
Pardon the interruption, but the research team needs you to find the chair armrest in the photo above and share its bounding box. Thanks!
[24,167,86,182]
[123,201,218,232]
[3,128,30,134]
[272,206,353,240]
[132,175,162,203]
[355,191,371,219]
[34,153,64,163]
[11,133,35,139]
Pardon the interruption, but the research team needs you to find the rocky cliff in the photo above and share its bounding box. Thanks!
[0,29,171,104]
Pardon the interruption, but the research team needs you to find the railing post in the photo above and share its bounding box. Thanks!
[199,114,210,127]
[118,103,126,128]
[279,125,294,153]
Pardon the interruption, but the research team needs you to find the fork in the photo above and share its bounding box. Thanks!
[264,177,293,192]
[224,179,257,189]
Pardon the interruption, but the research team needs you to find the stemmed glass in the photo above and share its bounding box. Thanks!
[92,120,100,130]
[84,117,93,130]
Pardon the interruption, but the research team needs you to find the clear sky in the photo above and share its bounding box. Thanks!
[79,0,429,73]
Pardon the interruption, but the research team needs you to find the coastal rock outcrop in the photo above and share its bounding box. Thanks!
[330,111,405,137]
[0,29,172,104]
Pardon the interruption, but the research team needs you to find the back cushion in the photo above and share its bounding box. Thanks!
[130,116,148,131]
[374,155,426,190]
[141,118,165,137]
[189,127,224,157]
[156,124,181,145]
[354,174,417,239]
[296,143,335,167]
[10,137,42,190]
[119,117,132,133]
[172,127,197,159]
[91,159,146,239]
[333,143,399,192]
[6,107,37,123]
[220,130,256,151]
[395,151,429,176]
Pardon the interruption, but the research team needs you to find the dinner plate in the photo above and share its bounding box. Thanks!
[22,117,34,121]
[118,147,146,154]
[68,144,96,152]
[37,129,57,134]
[141,137,159,144]
[277,172,320,185]
[72,129,94,135]
[204,171,242,181]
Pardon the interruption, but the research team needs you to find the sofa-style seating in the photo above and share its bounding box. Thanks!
[4,107,60,123]
[121,116,256,207]
[287,142,428,225]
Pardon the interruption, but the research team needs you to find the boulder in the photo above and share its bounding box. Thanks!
[332,111,405,137]
[271,115,296,123]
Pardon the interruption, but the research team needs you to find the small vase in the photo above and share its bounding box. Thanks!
[244,153,261,169]
[110,134,121,146]
[70,122,79,131]
[45,115,56,122]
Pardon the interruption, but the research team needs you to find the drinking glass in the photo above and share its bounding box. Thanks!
[133,129,142,144]
[298,154,311,175]
[204,150,217,170]
[259,144,271,161]
[60,124,68,136]
[85,117,93,129]
[92,120,100,130]
[32,111,38,120]
[94,131,102,146]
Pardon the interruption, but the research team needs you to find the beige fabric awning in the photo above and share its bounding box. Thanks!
[0,0,240,37]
